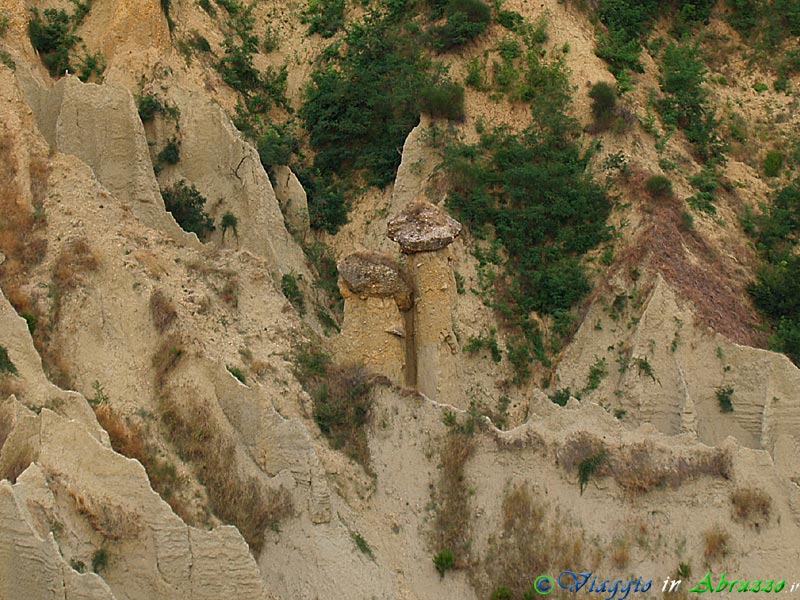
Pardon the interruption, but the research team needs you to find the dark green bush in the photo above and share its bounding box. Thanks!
[491,587,514,600]
[747,180,800,364]
[161,180,215,239]
[137,94,165,122]
[28,8,80,76]
[157,140,180,166]
[716,385,734,413]
[588,81,617,131]
[0,345,18,376]
[220,211,239,241]
[548,388,574,406]
[76,47,104,82]
[198,0,216,16]
[443,114,610,378]
[646,175,673,198]
[295,168,348,234]
[308,364,374,468]
[430,4,490,52]
[658,42,727,163]
[763,151,784,177]
[419,80,465,121]
[161,0,175,32]
[496,9,524,30]
[280,272,306,316]
[190,31,212,52]
[433,548,455,577]
[227,365,246,384]
[300,9,434,189]
[91,549,108,573]
[463,328,502,362]
[302,0,345,38]
[725,0,800,48]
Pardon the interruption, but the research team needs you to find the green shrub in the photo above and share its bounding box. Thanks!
[28,8,80,76]
[0,11,9,38]
[280,272,306,316]
[430,1,490,52]
[433,548,455,577]
[763,151,784,177]
[91,548,108,573]
[679,210,694,231]
[463,328,502,362]
[198,0,216,16]
[588,81,617,131]
[420,81,465,121]
[156,140,180,166]
[491,587,514,600]
[301,0,345,38]
[161,0,174,32]
[161,180,215,239]
[496,9,523,30]
[0,345,18,376]
[75,47,104,82]
[295,168,348,234]
[189,31,212,52]
[716,385,734,413]
[309,364,375,469]
[646,174,673,199]
[300,9,434,189]
[137,94,165,122]
[220,211,239,241]
[351,531,374,558]
[584,356,607,393]
[548,387,574,406]
[658,43,727,163]
[0,50,15,71]
[578,451,606,495]
[227,365,246,384]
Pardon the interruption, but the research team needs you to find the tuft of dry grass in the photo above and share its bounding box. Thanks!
[610,536,630,569]
[159,396,292,554]
[51,239,99,292]
[149,289,177,334]
[557,435,731,495]
[92,400,189,522]
[94,404,145,463]
[152,335,184,391]
[480,484,585,598]
[0,441,32,483]
[702,525,730,561]
[68,490,142,540]
[432,432,475,567]
[730,487,771,526]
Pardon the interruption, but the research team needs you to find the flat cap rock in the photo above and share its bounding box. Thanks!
[387,201,462,254]
[338,252,413,310]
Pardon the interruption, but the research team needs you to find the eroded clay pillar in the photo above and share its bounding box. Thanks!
[337,252,412,385]
[387,202,462,402]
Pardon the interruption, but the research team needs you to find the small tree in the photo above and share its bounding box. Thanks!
[588,81,617,130]
[220,211,239,244]
[161,180,215,239]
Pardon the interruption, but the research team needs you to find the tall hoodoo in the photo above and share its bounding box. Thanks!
[387,202,462,403]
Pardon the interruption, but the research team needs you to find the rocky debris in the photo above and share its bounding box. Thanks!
[386,201,462,254]
[338,252,412,311]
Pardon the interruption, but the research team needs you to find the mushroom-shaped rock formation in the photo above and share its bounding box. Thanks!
[386,201,462,254]
[387,203,463,404]
[336,252,413,385]
[338,252,413,311]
